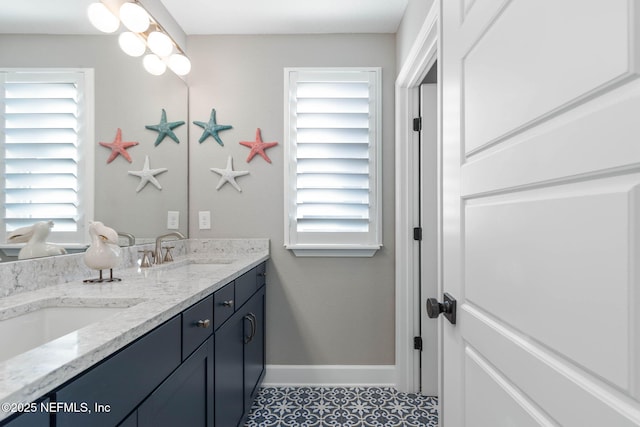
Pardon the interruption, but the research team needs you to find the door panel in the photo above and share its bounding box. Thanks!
[463,306,640,426]
[464,0,632,152]
[465,176,637,390]
[441,0,640,424]
[465,348,553,427]
[462,83,640,197]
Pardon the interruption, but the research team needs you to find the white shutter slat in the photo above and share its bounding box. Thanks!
[5,98,78,114]
[297,82,369,98]
[6,174,78,190]
[6,159,78,175]
[297,98,369,114]
[5,82,78,99]
[5,128,78,144]
[297,188,369,204]
[297,113,369,129]
[296,173,369,190]
[297,143,368,159]
[5,218,77,232]
[297,158,369,174]
[5,204,78,219]
[297,128,369,144]
[6,144,78,160]
[297,203,369,219]
[297,219,369,233]
[6,113,78,129]
[5,189,78,205]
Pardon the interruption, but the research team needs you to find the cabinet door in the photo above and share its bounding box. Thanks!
[138,338,214,427]
[214,311,244,427]
[55,316,181,427]
[243,287,265,411]
[1,399,49,427]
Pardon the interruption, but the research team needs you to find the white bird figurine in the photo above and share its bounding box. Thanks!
[7,220,67,260]
[84,221,122,283]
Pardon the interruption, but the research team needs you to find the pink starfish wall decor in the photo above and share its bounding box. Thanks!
[239,128,278,163]
[99,128,139,163]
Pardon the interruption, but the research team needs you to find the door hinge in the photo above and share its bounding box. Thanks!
[413,336,423,351]
[413,117,422,132]
[413,227,422,241]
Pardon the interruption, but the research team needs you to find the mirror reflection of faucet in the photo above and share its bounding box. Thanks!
[117,232,136,247]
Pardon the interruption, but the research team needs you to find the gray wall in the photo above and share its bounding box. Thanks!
[187,34,396,365]
[0,35,189,241]
[396,0,435,70]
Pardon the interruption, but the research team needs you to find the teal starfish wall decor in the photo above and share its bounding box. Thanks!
[145,109,185,146]
[193,108,232,146]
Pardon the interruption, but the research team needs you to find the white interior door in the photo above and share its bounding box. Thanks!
[420,83,439,396]
[441,0,640,425]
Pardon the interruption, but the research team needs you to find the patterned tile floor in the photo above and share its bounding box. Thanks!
[245,387,438,427]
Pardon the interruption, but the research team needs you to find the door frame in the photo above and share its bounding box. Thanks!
[394,2,440,393]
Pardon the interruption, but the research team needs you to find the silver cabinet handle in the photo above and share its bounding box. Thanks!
[196,319,211,328]
[244,313,256,344]
[222,300,234,307]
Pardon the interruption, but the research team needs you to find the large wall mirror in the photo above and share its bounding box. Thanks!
[0,33,189,263]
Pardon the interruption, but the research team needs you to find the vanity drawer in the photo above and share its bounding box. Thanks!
[235,266,261,308]
[55,316,181,427]
[182,295,213,360]
[256,262,266,288]
[213,283,235,329]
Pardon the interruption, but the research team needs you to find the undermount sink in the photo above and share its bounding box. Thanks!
[0,298,143,363]
[148,257,236,271]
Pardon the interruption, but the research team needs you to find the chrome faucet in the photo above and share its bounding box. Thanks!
[154,232,185,264]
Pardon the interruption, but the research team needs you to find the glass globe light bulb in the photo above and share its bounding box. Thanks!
[118,32,146,57]
[119,2,150,33]
[168,54,191,76]
[147,31,173,58]
[87,3,119,33]
[143,54,167,76]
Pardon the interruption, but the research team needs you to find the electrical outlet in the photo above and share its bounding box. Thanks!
[199,211,211,230]
[167,211,180,229]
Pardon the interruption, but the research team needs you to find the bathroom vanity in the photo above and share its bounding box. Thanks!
[0,239,268,427]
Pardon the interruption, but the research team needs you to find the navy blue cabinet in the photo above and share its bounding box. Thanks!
[138,337,214,427]
[243,287,265,413]
[56,316,182,427]
[0,399,50,427]
[214,310,244,427]
[214,265,266,427]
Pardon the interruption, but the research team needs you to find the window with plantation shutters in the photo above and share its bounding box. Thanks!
[284,68,382,257]
[0,69,94,246]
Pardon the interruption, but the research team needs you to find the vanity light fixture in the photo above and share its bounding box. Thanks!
[87,0,191,77]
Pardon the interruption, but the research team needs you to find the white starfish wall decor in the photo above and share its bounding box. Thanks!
[128,155,168,192]
[210,156,249,192]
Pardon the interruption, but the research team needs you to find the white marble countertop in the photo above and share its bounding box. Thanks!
[0,239,269,422]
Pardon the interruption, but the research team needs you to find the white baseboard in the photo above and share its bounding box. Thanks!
[262,365,396,387]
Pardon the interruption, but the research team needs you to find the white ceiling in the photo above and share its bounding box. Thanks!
[0,0,409,35]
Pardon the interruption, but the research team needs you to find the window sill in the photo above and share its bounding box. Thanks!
[285,244,382,258]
